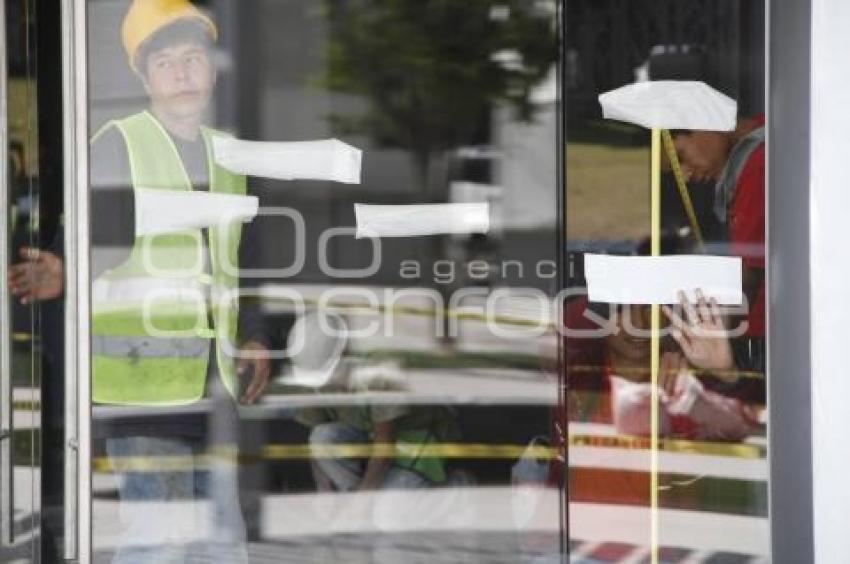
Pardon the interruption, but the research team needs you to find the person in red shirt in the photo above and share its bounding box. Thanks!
[667,116,766,403]
[673,114,766,338]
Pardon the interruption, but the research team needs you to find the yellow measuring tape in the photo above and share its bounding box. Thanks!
[661,129,704,246]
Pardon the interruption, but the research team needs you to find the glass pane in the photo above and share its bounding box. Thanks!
[3,0,68,561]
[4,0,68,561]
[88,1,563,562]
[564,1,769,562]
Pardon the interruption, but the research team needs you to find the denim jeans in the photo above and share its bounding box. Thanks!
[308,422,432,563]
[105,435,248,564]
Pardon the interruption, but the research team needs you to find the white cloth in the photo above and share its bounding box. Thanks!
[610,371,754,441]
[134,188,258,237]
[212,137,362,184]
[354,203,490,238]
[599,80,737,131]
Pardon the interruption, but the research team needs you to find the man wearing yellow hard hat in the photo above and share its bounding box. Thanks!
[89,1,269,561]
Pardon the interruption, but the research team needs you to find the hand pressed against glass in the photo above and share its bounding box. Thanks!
[663,289,736,376]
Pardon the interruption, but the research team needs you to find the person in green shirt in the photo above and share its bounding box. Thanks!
[290,311,457,491]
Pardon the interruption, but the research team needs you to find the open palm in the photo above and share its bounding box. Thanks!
[663,289,736,379]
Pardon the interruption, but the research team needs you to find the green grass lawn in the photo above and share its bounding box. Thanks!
[566,142,651,241]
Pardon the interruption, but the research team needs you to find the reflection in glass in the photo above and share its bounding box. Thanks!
[3,0,67,560]
[564,1,768,561]
[89,1,562,562]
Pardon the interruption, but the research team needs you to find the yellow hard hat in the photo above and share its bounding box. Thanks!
[122,0,218,72]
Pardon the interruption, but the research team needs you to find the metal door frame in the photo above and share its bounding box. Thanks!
[62,0,850,562]
[770,0,850,562]
[1,0,45,555]
[62,0,89,560]
[0,0,13,545]
[766,0,817,562]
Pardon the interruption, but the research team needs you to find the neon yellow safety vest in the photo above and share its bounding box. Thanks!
[91,111,247,406]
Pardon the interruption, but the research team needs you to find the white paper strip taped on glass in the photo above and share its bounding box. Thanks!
[584,254,743,305]
[598,81,737,131]
[354,203,490,238]
[212,137,362,184]
[135,188,259,237]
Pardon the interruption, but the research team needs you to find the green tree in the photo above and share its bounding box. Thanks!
[323,0,557,195]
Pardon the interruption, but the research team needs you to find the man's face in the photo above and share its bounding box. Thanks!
[673,131,732,183]
[142,41,215,123]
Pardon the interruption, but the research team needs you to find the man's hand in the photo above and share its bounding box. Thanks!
[8,247,64,304]
[236,340,271,404]
[356,420,394,491]
[663,289,736,379]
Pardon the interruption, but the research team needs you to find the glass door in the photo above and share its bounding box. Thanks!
[1,0,41,558]
[2,0,73,561]
[79,1,565,562]
[563,1,770,562]
[67,2,772,562]
[2,0,70,561]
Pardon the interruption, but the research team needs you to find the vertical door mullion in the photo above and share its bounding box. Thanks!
[0,0,13,546]
[61,0,90,560]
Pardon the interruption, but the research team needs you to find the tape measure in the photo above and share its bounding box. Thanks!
[661,129,705,246]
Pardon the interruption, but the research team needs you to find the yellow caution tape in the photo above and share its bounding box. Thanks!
[262,442,555,461]
[569,434,765,459]
[567,363,765,381]
[91,435,765,473]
